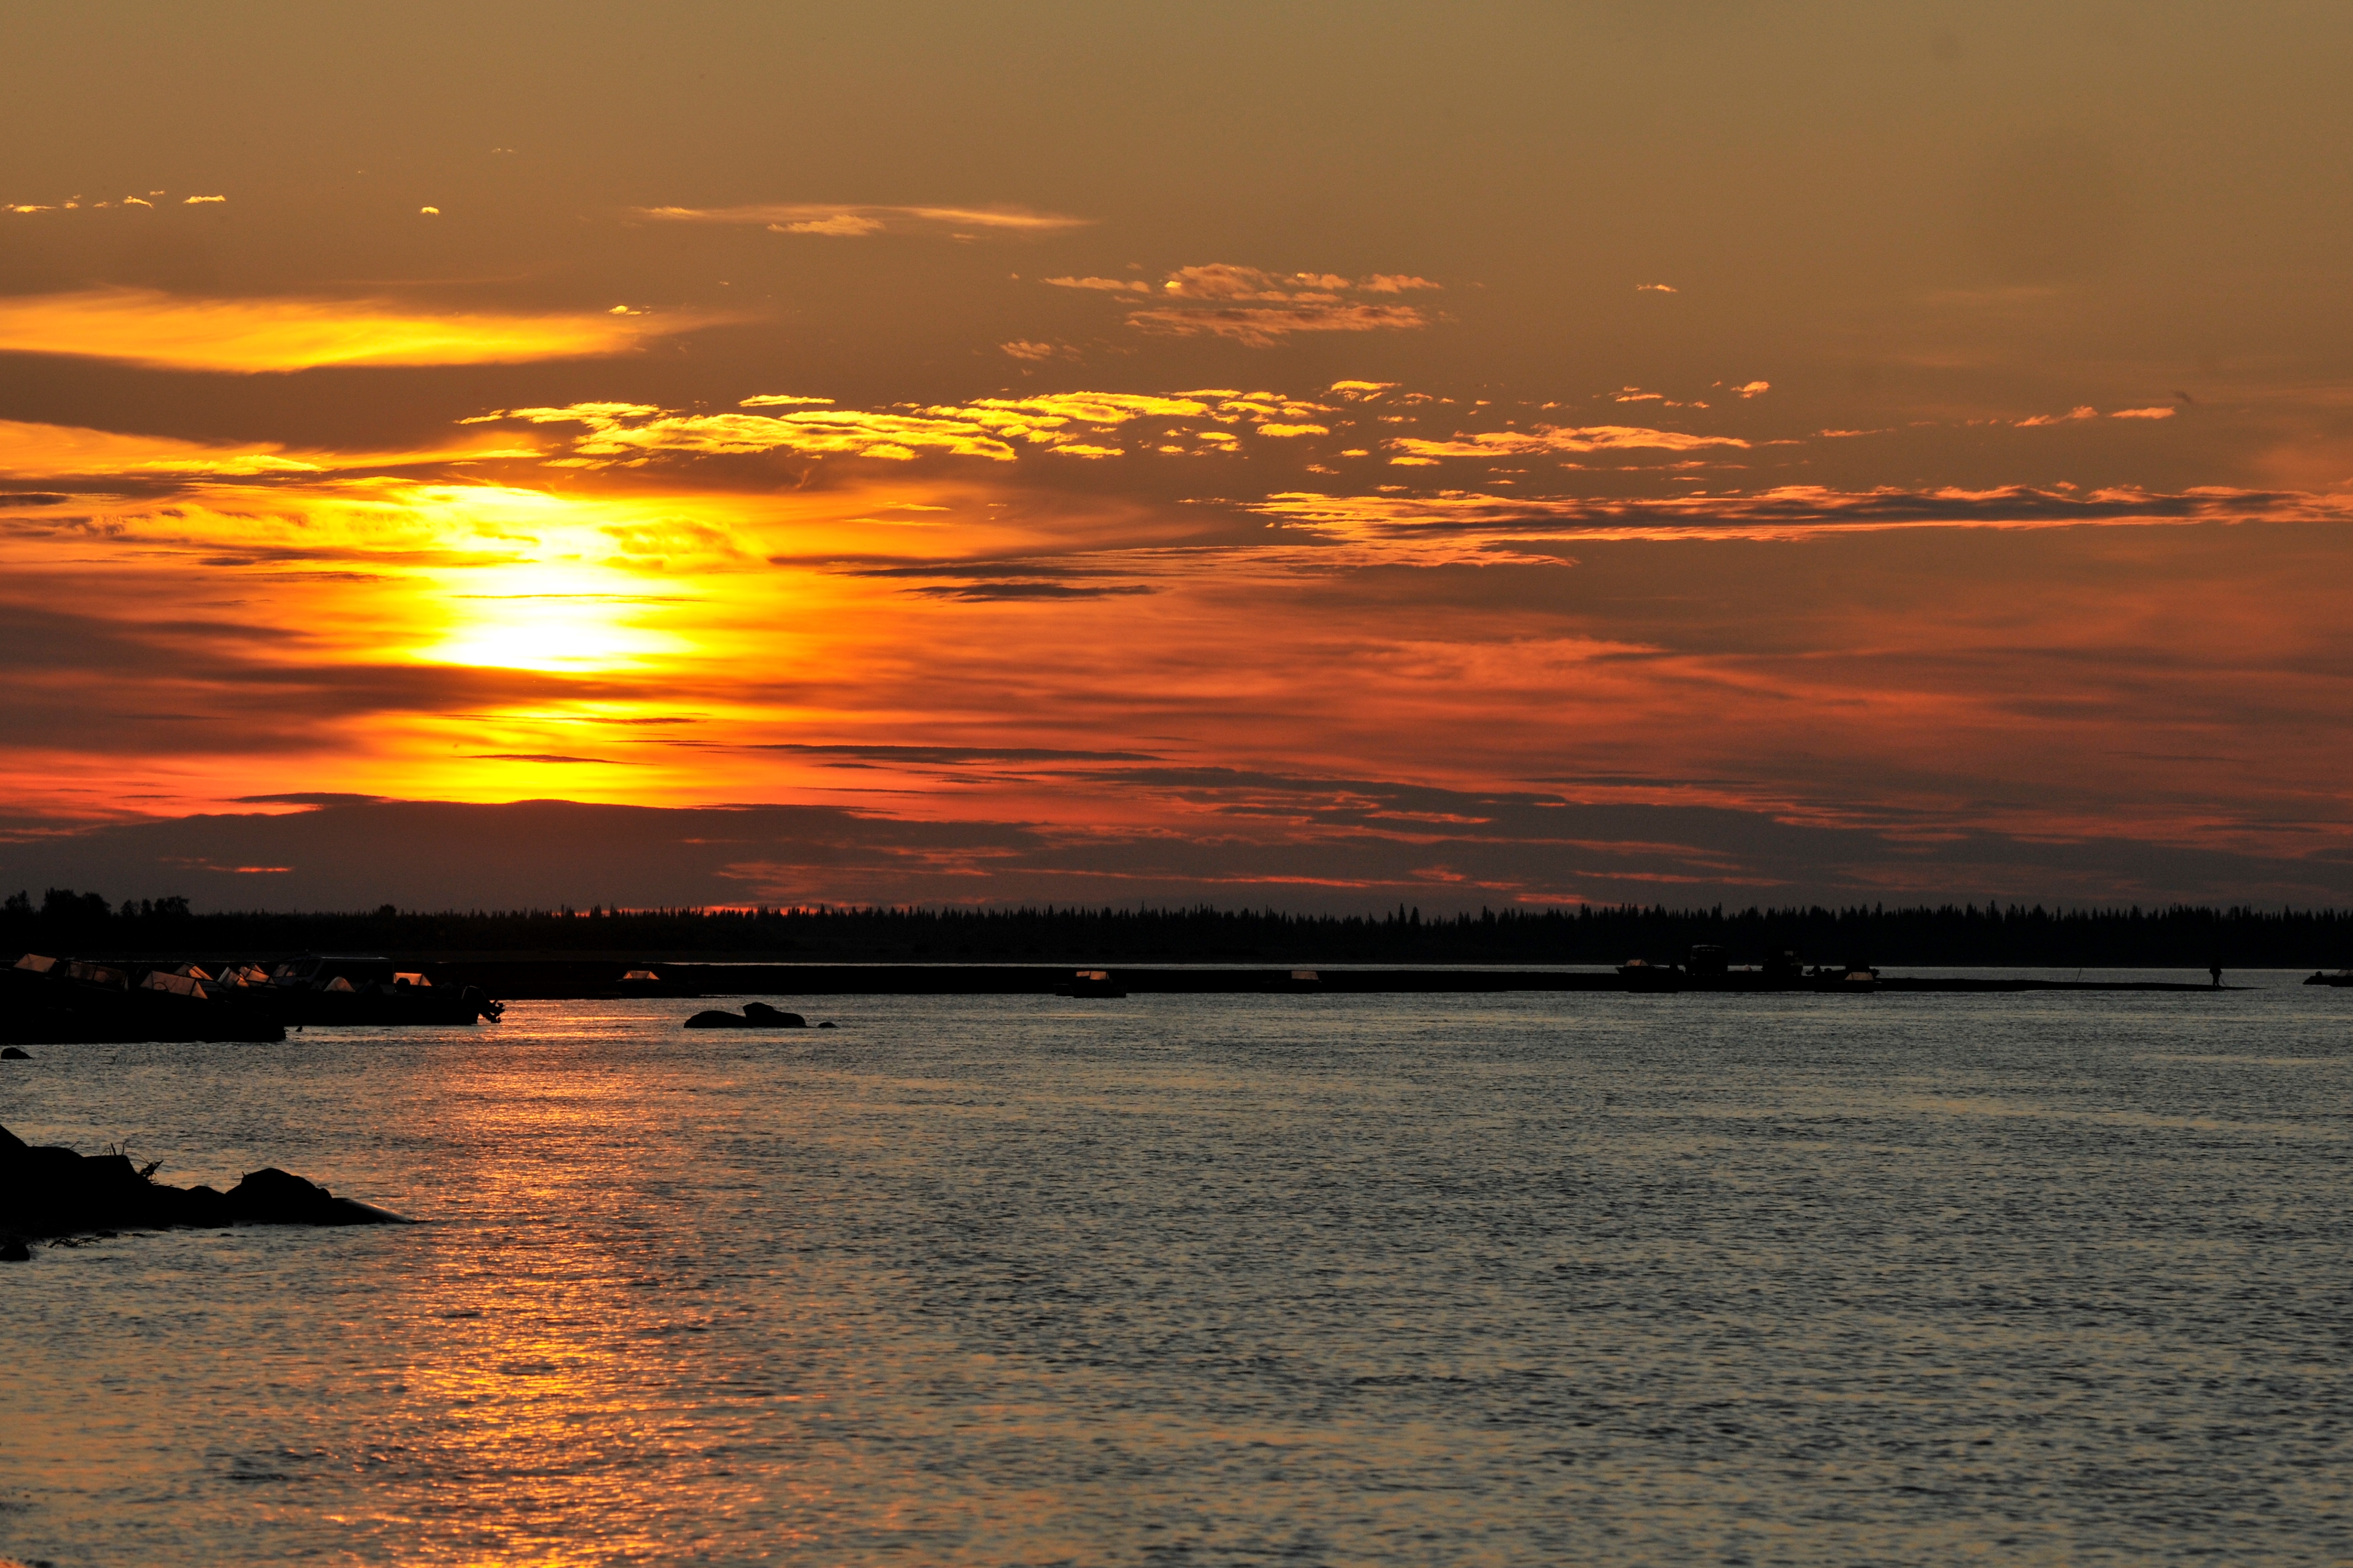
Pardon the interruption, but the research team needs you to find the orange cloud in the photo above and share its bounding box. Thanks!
[772,214,884,236]
[1044,264,1439,347]
[1389,425,1750,459]
[1251,483,2353,553]
[0,418,534,482]
[2110,407,2177,420]
[0,289,721,372]
[635,203,1088,236]
[470,388,1358,468]
[489,404,1024,464]
[1130,302,1427,347]
[2016,405,2100,427]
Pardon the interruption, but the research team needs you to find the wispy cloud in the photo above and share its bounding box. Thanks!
[2110,406,2177,420]
[1389,425,1751,459]
[0,288,724,372]
[2016,405,2100,427]
[0,418,534,482]
[773,213,884,236]
[1251,483,2353,549]
[1044,276,1152,294]
[485,404,1027,463]
[1049,264,1441,347]
[472,388,1348,468]
[634,202,1089,237]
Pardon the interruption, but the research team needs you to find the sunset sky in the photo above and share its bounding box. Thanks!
[4,2,2351,912]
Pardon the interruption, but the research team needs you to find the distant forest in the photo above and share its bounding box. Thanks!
[6,888,2352,967]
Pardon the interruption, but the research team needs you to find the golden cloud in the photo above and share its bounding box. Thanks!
[479,403,1022,463]
[0,418,537,482]
[1251,483,2353,550]
[1043,264,1441,347]
[0,289,724,372]
[635,203,1089,236]
[466,386,1369,469]
[1389,425,1751,459]
[773,214,885,236]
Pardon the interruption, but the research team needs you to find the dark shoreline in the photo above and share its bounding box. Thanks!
[428,963,2243,998]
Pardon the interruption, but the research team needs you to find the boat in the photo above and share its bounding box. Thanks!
[1616,958,1684,993]
[1056,969,1127,998]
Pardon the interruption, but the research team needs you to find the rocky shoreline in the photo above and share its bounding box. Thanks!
[1,1122,407,1257]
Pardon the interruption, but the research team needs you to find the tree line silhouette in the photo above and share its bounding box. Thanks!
[4,889,2349,966]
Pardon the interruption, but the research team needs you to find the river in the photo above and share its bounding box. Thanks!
[2,975,2346,1564]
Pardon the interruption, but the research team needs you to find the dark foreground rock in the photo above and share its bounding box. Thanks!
[0,1123,408,1250]
[684,1002,810,1029]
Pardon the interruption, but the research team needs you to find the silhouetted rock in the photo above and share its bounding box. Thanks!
[684,1003,808,1029]
[0,1121,408,1244]
[1,1046,28,1059]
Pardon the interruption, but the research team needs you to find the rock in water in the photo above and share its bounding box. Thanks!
[684,1004,808,1029]
[0,1122,409,1243]
[1,1046,28,1059]
[225,1166,401,1225]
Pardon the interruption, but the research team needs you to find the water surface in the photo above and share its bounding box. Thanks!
[3,976,2347,1564]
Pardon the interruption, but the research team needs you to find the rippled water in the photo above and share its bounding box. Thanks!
[2,975,2348,1565]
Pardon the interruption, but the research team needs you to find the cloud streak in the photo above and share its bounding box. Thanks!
[635,202,1088,237]
[0,289,725,372]
[1389,425,1751,459]
[1047,264,1441,347]
[1252,483,2353,549]
[472,388,1347,467]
